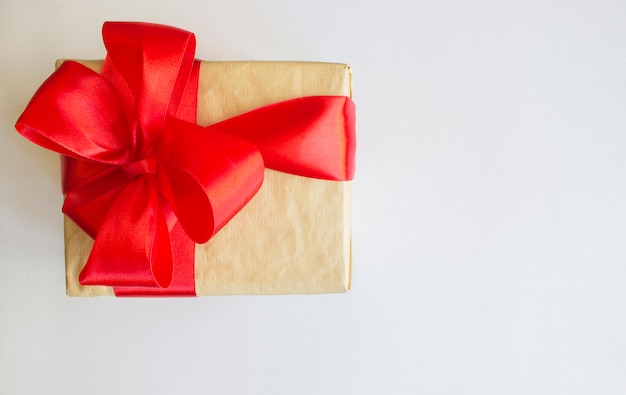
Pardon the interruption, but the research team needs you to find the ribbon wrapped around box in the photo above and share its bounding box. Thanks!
[16,22,355,296]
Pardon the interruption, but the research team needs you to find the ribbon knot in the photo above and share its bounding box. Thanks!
[122,156,158,178]
[15,21,355,296]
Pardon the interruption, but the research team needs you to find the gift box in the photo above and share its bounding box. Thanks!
[17,22,355,296]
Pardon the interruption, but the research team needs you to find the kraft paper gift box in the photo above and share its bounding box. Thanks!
[61,60,354,296]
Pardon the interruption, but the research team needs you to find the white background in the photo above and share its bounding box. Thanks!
[1,0,625,394]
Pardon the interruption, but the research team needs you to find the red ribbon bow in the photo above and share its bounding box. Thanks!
[15,22,355,296]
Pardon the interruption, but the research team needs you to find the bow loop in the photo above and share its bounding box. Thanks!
[157,116,265,243]
[16,61,132,165]
[102,22,196,153]
[79,175,173,288]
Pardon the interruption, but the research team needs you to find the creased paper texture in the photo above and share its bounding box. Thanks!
[64,60,353,296]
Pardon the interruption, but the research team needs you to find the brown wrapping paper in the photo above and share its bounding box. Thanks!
[62,60,353,296]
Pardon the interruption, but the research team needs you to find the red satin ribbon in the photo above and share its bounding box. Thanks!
[15,22,355,296]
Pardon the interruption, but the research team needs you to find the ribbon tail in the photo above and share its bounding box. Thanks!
[210,95,356,181]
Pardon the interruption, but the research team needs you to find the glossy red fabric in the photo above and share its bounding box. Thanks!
[15,22,355,296]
